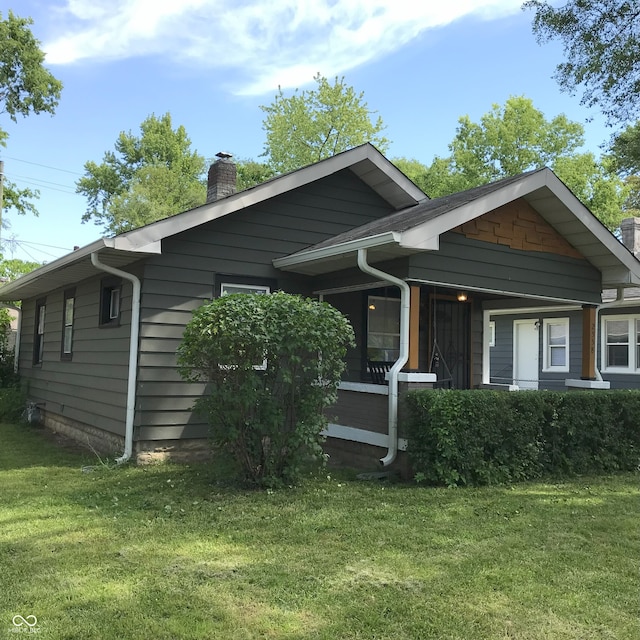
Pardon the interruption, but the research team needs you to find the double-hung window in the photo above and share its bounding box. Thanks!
[61,288,75,360]
[542,318,569,372]
[33,298,46,365]
[602,315,640,373]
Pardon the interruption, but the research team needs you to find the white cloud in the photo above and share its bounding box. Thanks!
[43,0,523,95]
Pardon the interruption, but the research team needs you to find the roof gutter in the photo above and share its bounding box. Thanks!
[356,248,409,467]
[90,253,141,465]
[273,232,401,272]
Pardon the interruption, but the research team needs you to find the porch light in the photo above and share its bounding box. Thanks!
[368,303,376,310]
[457,292,467,302]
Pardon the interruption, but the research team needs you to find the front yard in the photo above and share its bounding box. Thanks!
[0,421,638,639]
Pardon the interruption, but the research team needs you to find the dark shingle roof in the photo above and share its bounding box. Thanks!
[296,170,542,254]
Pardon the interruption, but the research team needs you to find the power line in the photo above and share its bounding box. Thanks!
[1,155,84,176]
[9,173,76,193]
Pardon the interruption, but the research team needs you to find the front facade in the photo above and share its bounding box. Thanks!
[4,145,640,470]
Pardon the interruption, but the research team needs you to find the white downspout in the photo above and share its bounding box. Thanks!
[357,249,410,467]
[91,253,141,464]
[13,307,21,374]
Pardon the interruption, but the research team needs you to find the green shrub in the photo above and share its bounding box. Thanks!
[0,386,27,422]
[406,390,640,486]
[178,292,355,486]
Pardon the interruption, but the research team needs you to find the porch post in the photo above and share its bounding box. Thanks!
[581,304,597,380]
[409,285,420,370]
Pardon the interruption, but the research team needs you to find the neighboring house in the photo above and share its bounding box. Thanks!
[1,144,639,472]
[487,217,640,391]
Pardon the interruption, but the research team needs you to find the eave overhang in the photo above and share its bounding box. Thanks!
[0,238,161,301]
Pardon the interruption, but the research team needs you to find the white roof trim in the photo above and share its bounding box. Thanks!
[273,232,401,270]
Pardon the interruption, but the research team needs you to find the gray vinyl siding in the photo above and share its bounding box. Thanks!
[490,311,583,390]
[409,233,602,303]
[18,273,136,436]
[136,169,397,440]
[470,300,483,388]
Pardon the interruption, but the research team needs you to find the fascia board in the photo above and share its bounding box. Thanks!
[540,171,640,273]
[273,232,402,271]
[0,238,108,298]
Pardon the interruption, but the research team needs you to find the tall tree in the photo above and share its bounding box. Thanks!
[260,73,389,174]
[610,120,640,219]
[524,0,640,125]
[0,11,62,216]
[77,113,207,235]
[610,120,640,175]
[396,97,628,230]
[0,256,41,281]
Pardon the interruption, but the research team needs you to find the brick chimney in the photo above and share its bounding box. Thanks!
[620,217,640,257]
[207,152,236,203]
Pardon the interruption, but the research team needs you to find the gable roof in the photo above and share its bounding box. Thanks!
[0,144,425,301]
[274,168,640,288]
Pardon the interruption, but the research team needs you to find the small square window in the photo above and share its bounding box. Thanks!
[100,278,122,326]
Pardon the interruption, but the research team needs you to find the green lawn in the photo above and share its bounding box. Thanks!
[1,422,638,639]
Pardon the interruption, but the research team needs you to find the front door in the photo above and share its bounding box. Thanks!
[429,298,470,389]
[513,320,539,390]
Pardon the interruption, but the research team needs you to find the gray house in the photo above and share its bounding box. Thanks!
[2,144,639,471]
[488,216,640,392]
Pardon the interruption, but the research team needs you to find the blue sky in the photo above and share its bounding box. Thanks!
[1,0,613,263]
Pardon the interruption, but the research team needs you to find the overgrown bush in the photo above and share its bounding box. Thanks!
[0,308,23,422]
[0,309,18,389]
[0,386,27,422]
[406,390,640,487]
[178,292,355,486]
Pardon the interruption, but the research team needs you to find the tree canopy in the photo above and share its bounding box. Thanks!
[0,11,62,217]
[76,113,207,235]
[395,96,628,230]
[524,0,640,126]
[260,73,389,174]
[0,255,41,281]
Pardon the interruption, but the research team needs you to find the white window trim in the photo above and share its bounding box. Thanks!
[489,321,495,348]
[542,317,570,373]
[109,288,120,320]
[601,314,640,374]
[220,283,270,296]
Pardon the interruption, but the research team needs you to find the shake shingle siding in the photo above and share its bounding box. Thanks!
[135,170,397,441]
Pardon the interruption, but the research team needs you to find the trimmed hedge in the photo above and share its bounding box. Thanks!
[405,390,640,486]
